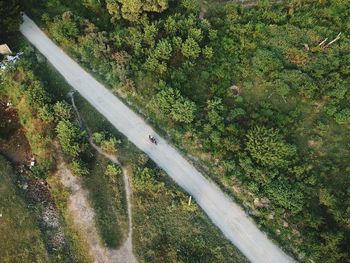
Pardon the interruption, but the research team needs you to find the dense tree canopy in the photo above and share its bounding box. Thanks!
[0,0,21,35]
[246,126,297,169]
[106,0,168,22]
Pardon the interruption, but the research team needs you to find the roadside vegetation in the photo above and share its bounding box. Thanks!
[130,158,249,263]
[20,0,350,261]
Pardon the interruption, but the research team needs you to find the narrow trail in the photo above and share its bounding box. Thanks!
[68,91,137,263]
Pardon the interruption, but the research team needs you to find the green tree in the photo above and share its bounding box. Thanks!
[154,39,172,60]
[150,87,196,123]
[171,98,196,124]
[82,0,102,12]
[101,137,120,154]
[144,56,167,75]
[334,108,350,124]
[206,98,225,131]
[106,0,168,22]
[164,16,177,35]
[53,101,72,122]
[70,159,89,176]
[25,82,50,111]
[202,46,213,59]
[79,31,110,61]
[104,164,121,178]
[267,179,305,214]
[106,0,121,21]
[30,161,51,179]
[246,126,297,168]
[92,132,105,145]
[56,120,85,158]
[181,37,201,59]
[252,49,283,77]
[181,0,200,12]
[119,0,143,22]
[143,0,168,13]
[143,23,157,47]
[50,12,79,42]
[38,105,55,123]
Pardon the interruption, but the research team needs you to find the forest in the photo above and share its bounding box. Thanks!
[2,0,350,262]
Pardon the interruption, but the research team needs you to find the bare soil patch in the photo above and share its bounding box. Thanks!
[0,98,31,164]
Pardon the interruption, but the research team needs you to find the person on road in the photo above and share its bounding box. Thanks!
[148,135,157,145]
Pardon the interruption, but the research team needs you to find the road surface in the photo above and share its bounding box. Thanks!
[20,14,294,263]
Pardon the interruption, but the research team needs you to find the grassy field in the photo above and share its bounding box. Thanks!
[0,156,49,263]
[131,162,249,263]
[84,154,128,248]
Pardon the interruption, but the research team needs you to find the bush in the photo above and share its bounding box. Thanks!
[246,126,297,169]
[334,108,350,124]
[53,101,72,122]
[56,120,86,158]
[104,164,122,182]
[101,137,120,154]
[92,132,105,145]
[30,161,51,179]
[70,159,89,176]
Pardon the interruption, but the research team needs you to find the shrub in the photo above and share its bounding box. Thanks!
[70,159,89,176]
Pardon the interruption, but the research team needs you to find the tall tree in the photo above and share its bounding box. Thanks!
[246,126,297,169]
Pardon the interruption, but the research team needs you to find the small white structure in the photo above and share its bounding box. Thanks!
[0,52,23,71]
[6,52,23,63]
[29,156,36,169]
[0,44,12,55]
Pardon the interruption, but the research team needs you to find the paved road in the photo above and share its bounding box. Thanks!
[21,14,294,263]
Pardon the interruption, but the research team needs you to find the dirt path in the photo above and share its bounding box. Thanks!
[69,92,137,263]
[57,149,136,263]
[57,158,110,263]
[21,15,294,263]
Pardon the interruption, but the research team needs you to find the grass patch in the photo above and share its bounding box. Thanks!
[0,156,49,263]
[131,162,248,263]
[84,154,128,248]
